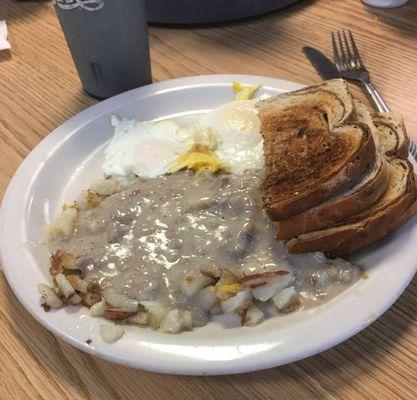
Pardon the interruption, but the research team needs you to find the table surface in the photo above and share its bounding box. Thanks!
[1,0,417,399]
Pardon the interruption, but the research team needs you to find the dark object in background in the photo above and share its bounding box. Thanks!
[54,0,151,99]
[146,0,301,24]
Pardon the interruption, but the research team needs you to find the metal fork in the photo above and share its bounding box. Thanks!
[331,30,417,161]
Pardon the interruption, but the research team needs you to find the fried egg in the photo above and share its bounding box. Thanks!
[103,116,193,178]
[103,98,264,178]
[197,100,264,174]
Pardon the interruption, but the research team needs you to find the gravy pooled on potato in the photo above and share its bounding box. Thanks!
[44,171,361,333]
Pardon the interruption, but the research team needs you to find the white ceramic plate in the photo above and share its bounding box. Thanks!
[1,75,417,375]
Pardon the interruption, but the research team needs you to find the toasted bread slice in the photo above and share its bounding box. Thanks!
[276,101,389,240]
[286,159,417,257]
[259,80,376,219]
[373,112,409,159]
[260,79,354,128]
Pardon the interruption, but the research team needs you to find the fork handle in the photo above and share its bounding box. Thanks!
[362,79,390,113]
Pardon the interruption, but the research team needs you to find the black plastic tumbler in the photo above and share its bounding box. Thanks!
[54,0,152,99]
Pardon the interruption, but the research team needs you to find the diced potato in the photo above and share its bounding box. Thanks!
[181,310,193,330]
[82,293,101,307]
[159,309,182,333]
[271,286,298,312]
[89,177,127,196]
[199,286,218,312]
[220,288,252,314]
[242,304,264,326]
[252,273,293,302]
[67,275,88,293]
[159,309,193,333]
[102,287,139,312]
[140,301,169,330]
[48,207,77,237]
[67,294,82,305]
[37,283,63,310]
[49,250,76,276]
[182,271,213,296]
[55,273,81,304]
[90,299,107,317]
[100,323,124,343]
[127,309,149,325]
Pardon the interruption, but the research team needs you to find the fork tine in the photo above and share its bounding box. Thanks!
[342,30,354,67]
[348,30,364,68]
[331,32,342,69]
[337,31,347,67]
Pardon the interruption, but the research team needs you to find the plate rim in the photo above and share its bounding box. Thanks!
[1,74,417,375]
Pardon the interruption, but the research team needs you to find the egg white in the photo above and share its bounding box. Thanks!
[103,116,193,178]
[198,100,264,174]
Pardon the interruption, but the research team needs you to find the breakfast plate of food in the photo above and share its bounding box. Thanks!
[1,74,417,375]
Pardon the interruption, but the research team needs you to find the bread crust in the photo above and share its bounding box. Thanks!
[372,113,409,159]
[276,158,389,240]
[286,162,417,257]
[261,79,353,128]
[397,118,409,158]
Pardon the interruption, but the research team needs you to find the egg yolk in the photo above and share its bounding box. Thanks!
[232,81,261,100]
[214,284,242,294]
[169,145,226,174]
